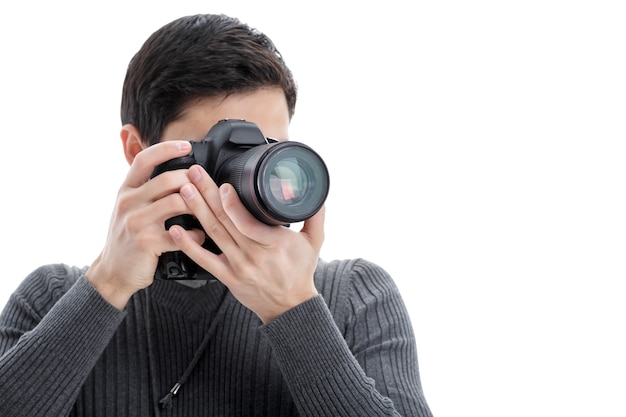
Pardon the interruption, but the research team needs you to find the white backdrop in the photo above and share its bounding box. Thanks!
[0,1,624,416]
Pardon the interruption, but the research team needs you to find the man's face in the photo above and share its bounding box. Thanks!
[161,87,290,143]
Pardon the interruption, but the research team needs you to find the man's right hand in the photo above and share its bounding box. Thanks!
[85,140,201,310]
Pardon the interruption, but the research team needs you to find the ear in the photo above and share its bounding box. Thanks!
[120,124,146,166]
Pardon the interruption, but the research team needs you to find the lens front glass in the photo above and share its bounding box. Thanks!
[258,143,329,223]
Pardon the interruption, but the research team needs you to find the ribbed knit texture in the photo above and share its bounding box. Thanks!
[0,259,433,417]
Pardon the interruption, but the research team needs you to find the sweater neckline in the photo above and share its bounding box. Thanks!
[145,278,228,319]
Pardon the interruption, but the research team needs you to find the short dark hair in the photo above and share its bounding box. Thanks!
[121,14,297,146]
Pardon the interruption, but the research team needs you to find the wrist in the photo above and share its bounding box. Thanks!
[85,261,135,311]
[259,289,319,325]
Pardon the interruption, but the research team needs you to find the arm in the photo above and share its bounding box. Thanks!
[261,260,433,417]
[0,140,205,416]
[0,265,126,417]
[169,166,432,415]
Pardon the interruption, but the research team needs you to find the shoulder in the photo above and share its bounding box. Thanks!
[314,258,403,325]
[315,257,399,296]
[11,264,87,316]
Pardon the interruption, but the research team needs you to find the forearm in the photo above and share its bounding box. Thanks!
[0,277,126,417]
[262,296,429,417]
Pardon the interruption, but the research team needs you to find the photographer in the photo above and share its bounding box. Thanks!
[0,13,433,417]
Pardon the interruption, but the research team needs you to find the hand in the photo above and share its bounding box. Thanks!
[86,141,204,310]
[169,164,325,324]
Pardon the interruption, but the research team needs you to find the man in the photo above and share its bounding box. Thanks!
[0,13,433,416]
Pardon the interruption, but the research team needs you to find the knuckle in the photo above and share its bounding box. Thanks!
[123,211,145,234]
[132,150,152,172]
[115,190,134,214]
[164,193,188,213]
[134,231,156,252]
[155,171,185,192]
[214,207,231,225]
[205,222,224,239]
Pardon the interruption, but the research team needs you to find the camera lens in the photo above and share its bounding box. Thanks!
[267,157,308,204]
[220,141,329,225]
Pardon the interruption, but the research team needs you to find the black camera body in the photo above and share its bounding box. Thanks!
[150,119,330,280]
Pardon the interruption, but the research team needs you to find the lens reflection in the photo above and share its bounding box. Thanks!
[269,157,308,204]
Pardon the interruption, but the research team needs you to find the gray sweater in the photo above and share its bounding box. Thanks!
[0,258,433,416]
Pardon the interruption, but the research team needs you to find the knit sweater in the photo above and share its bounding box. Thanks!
[0,258,433,417]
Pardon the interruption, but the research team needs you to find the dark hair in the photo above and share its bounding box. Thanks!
[121,14,297,146]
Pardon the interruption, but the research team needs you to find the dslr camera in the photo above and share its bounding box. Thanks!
[150,119,330,280]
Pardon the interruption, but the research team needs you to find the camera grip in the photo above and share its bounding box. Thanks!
[150,151,197,179]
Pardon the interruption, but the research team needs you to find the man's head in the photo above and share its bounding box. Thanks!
[120,14,297,147]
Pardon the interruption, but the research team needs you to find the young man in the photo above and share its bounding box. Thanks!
[0,14,433,417]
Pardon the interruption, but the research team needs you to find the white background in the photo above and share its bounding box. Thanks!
[0,1,624,416]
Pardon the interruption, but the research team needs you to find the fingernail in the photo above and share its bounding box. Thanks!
[170,226,182,240]
[178,141,191,152]
[189,166,202,183]
[220,184,229,199]
[181,184,196,199]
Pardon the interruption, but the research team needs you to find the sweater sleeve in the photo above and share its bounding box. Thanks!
[261,259,433,417]
[0,264,126,417]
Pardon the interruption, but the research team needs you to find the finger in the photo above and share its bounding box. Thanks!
[168,225,230,278]
[124,141,192,188]
[120,192,190,239]
[179,178,239,254]
[148,192,193,225]
[163,227,206,250]
[142,169,192,202]
[130,197,206,255]
[300,204,326,250]
[219,183,273,244]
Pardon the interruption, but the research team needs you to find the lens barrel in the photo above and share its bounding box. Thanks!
[217,141,329,225]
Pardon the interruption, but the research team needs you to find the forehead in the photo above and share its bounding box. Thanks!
[161,88,290,142]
